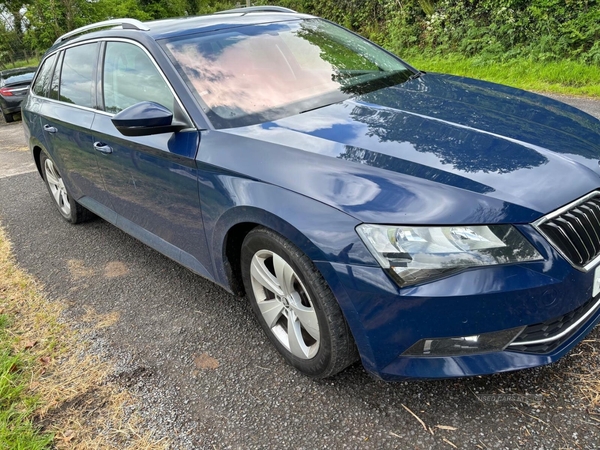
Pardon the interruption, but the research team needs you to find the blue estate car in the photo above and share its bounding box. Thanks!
[23,7,600,380]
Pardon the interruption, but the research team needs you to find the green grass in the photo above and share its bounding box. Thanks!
[0,57,40,71]
[0,314,53,450]
[401,52,600,98]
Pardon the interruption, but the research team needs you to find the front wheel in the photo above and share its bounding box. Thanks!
[40,151,92,224]
[241,227,358,378]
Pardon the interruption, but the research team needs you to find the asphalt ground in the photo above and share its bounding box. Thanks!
[1,96,600,449]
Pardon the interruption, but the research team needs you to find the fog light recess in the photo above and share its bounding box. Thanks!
[402,327,525,357]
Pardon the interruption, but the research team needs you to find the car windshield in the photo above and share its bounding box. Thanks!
[162,19,412,128]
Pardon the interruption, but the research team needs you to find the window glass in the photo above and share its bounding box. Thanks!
[103,42,174,114]
[163,19,411,128]
[2,70,35,86]
[59,43,99,107]
[32,54,57,97]
[49,52,63,101]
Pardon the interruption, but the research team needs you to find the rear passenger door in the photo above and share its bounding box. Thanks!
[35,42,112,207]
[91,40,211,277]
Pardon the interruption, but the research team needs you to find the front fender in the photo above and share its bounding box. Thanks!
[198,170,377,290]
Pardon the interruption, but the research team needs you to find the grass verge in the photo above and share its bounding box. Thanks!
[0,225,167,449]
[0,57,40,71]
[402,52,600,98]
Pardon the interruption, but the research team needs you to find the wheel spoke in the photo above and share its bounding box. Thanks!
[45,159,57,178]
[251,255,284,297]
[290,300,320,341]
[273,253,295,296]
[46,170,60,187]
[287,311,309,358]
[257,299,284,328]
[61,191,70,213]
[51,185,61,204]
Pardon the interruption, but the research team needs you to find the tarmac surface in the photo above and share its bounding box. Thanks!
[1,95,599,449]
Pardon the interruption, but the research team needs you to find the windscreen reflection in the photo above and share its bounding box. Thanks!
[164,19,412,128]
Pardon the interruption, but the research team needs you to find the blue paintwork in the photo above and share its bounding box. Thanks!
[219,73,600,224]
[22,11,600,380]
[111,101,174,128]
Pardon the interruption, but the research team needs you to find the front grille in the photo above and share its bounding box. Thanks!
[508,296,600,354]
[536,192,600,268]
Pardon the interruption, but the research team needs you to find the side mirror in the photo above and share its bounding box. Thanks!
[111,101,188,137]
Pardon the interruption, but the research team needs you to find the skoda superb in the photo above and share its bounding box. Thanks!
[22,6,600,380]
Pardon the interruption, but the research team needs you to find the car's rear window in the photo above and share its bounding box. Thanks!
[1,71,35,87]
[162,19,412,128]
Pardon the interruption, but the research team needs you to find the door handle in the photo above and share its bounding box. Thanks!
[93,141,113,154]
[43,124,57,133]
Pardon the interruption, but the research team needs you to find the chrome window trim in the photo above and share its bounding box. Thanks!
[508,295,600,347]
[29,37,195,128]
[532,191,600,272]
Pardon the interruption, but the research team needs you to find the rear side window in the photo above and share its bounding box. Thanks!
[32,54,57,97]
[59,43,99,108]
[103,42,174,114]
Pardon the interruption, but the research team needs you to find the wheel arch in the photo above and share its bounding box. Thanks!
[31,140,46,179]
[215,206,330,296]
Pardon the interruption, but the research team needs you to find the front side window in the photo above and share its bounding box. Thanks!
[32,54,57,97]
[59,43,99,107]
[163,19,412,128]
[103,42,174,114]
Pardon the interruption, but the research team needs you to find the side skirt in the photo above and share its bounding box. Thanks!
[78,196,214,281]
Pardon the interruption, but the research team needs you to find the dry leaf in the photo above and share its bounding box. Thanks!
[23,340,38,350]
[193,353,219,370]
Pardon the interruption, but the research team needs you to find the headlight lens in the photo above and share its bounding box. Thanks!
[356,224,542,287]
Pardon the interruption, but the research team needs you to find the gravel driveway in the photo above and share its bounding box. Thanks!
[1,95,599,449]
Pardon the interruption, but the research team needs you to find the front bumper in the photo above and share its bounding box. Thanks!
[316,225,600,380]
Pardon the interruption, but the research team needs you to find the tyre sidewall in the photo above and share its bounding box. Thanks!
[241,229,337,378]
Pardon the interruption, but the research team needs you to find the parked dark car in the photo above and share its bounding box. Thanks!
[22,7,600,380]
[0,66,37,122]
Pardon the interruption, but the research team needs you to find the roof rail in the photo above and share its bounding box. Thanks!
[53,18,149,46]
[214,6,297,15]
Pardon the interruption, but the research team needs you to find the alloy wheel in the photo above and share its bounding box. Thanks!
[44,158,71,217]
[249,250,320,359]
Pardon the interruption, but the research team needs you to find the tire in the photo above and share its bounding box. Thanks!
[2,111,15,123]
[241,227,358,378]
[40,151,93,224]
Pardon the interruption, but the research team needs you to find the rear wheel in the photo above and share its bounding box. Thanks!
[241,227,358,378]
[2,111,15,123]
[40,151,92,224]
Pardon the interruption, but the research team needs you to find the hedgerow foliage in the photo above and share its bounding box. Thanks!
[266,0,600,64]
[1,0,599,66]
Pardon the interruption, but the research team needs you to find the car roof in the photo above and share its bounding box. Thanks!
[145,12,314,40]
[50,10,314,52]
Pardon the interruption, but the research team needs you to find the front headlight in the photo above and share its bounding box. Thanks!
[356,224,543,287]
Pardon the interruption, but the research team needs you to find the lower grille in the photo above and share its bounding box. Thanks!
[508,295,600,354]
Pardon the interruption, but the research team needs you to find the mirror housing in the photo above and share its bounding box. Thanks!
[111,101,188,136]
